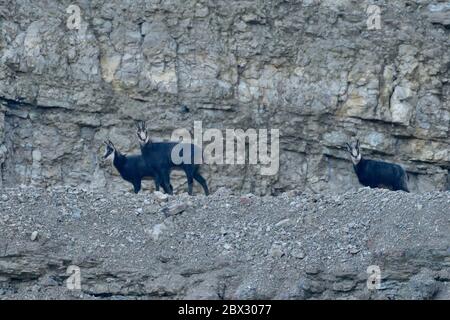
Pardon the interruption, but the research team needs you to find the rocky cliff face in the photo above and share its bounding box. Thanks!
[0,0,449,195]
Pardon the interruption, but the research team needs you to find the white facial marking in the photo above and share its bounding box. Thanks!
[137,130,150,144]
[107,151,115,163]
[351,152,361,165]
[103,146,115,162]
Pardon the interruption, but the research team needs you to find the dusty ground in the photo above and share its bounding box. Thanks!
[0,186,449,300]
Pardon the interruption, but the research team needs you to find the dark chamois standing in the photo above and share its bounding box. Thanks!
[136,121,209,196]
[102,140,161,194]
[345,139,410,192]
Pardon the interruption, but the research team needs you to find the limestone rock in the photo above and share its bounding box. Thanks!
[0,0,448,195]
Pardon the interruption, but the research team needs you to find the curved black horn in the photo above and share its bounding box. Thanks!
[344,142,352,153]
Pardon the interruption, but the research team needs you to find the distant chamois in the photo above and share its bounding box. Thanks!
[135,121,209,196]
[345,139,410,192]
[102,140,162,194]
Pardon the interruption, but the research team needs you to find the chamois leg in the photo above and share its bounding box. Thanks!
[153,180,172,193]
[398,179,410,193]
[183,166,196,195]
[154,175,163,192]
[187,174,194,196]
[391,172,410,193]
[132,180,142,194]
[160,171,173,195]
[402,173,410,193]
[392,183,408,192]
[193,171,209,195]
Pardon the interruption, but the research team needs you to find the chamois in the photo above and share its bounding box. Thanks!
[135,121,209,196]
[102,140,162,194]
[345,139,410,192]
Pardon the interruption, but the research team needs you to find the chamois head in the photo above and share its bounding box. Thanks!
[102,140,116,160]
[345,139,362,165]
[136,120,150,145]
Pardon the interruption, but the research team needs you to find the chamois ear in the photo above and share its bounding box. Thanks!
[356,139,360,149]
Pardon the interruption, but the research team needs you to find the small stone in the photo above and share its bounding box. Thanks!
[349,246,360,254]
[154,191,169,202]
[436,269,450,281]
[239,196,251,205]
[146,223,167,241]
[332,195,341,203]
[214,187,232,196]
[292,248,306,259]
[30,231,38,241]
[162,202,188,217]
[195,5,209,18]
[223,243,232,250]
[1,194,8,201]
[332,280,356,292]
[32,150,42,162]
[220,227,228,236]
[39,275,59,287]
[158,254,171,263]
[31,284,40,292]
[269,243,284,258]
[71,208,81,219]
[144,206,158,215]
[275,218,291,227]
[305,267,321,275]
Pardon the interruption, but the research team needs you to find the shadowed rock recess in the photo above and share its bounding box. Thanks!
[0,0,449,194]
[0,187,449,299]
